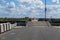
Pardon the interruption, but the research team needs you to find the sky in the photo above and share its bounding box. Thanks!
[0,0,60,18]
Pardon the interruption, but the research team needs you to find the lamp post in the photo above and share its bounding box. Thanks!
[45,0,46,21]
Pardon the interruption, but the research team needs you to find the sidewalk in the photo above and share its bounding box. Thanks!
[14,26,25,28]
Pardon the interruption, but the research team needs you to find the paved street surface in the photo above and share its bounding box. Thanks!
[0,21,60,40]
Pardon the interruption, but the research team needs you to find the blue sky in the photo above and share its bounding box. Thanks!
[0,0,60,18]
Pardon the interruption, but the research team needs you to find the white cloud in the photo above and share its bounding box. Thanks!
[8,2,15,8]
[0,0,45,18]
[16,0,45,18]
[0,0,60,18]
[0,1,17,18]
[52,0,57,2]
[0,5,5,8]
[1,0,6,3]
[18,0,44,9]
[52,0,60,4]
[46,5,60,18]
[18,0,30,2]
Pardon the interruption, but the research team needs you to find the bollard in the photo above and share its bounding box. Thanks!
[3,24,5,32]
[6,23,8,31]
[0,24,1,34]
[8,23,10,30]
[4,24,7,31]
[7,23,10,31]
[0,24,4,34]
[0,23,12,34]
[8,23,11,30]
[10,24,12,30]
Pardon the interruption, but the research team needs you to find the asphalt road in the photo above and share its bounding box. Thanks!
[0,26,60,40]
[0,21,60,40]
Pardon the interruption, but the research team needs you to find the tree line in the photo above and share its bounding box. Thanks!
[0,17,29,22]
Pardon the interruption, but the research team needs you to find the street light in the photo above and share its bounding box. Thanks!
[45,0,46,21]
